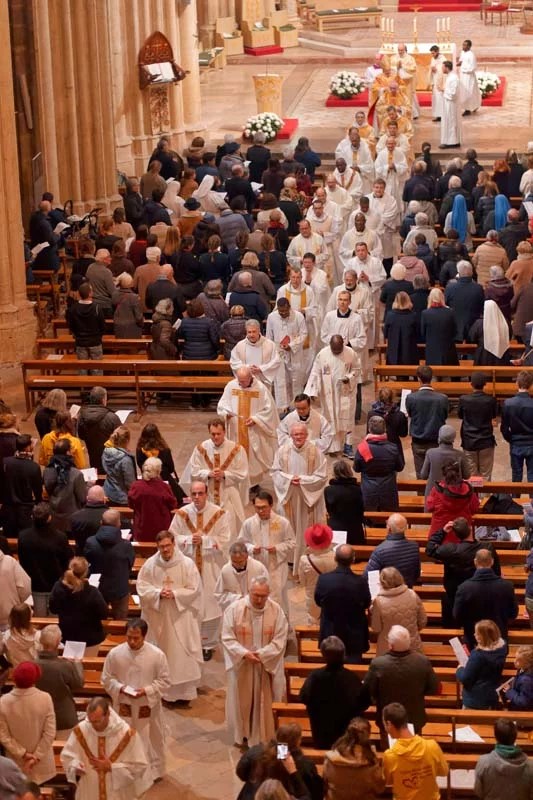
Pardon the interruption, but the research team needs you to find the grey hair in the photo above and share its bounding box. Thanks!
[490,265,504,279]
[249,576,270,590]
[155,298,173,316]
[402,240,417,256]
[253,131,266,144]
[40,624,62,649]
[387,625,411,651]
[486,229,499,242]
[205,279,223,296]
[238,270,253,287]
[368,415,386,435]
[414,212,428,226]
[282,145,295,159]
[224,133,235,144]
[89,386,107,404]
[457,260,472,277]
[246,319,261,331]
[229,540,248,556]
[413,275,429,290]
[448,175,462,189]
[142,456,162,480]
[407,201,420,215]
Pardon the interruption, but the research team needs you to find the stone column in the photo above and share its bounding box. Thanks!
[0,0,37,372]
[179,0,203,132]
[31,0,60,201]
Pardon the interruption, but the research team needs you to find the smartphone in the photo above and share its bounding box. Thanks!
[277,744,288,760]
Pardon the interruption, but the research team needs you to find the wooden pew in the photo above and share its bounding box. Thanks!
[376,342,525,365]
[374,364,524,399]
[51,317,153,336]
[36,336,152,356]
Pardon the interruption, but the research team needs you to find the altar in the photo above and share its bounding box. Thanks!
[379,42,457,90]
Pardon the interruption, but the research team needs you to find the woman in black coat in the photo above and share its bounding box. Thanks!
[324,460,365,545]
[379,264,413,313]
[384,291,419,365]
[421,288,459,366]
[367,386,408,466]
[177,298,220,408]
[410,276,430,343]
[49,556,109,654]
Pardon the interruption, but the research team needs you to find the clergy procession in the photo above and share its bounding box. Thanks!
[4,9,533,799]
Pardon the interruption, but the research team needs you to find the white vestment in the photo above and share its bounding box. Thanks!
[374,148,409,211]
[325,185,354,232]
[459,49,481,112]
[326,283,374,379]
[321,309,367,359]
[213,558,269,612]
[136,550,203,701]
[376,133,411,160]
[229,337,281,390]
[60,708,152,800]
[430,54,446,118]
[303,267,332,326]
[287,232,329,270]
[271,441,328,576]
[170,500,230,648]
[305,345,361,452]
[239,512,296,613]
[217,377,280,486]
[265,308,308,410]
[222,596,288,746]
[441,71,462,146]
[180,437,249,531]
[339,226,382,268]
[305,210,339,283]
[334,139,375,193]
[276,283,319,374]
[367,191,400,259]
[101,642,170,781]
[344,255,387,349]
[333,167,364,205]
[277,409,333,454]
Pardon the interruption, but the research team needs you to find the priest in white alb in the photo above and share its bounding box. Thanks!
[265,298,308,413]
[305,335,361,457]
[333,158,364,207]
[302,252,331,327]
[61,696,152,800]
[217,366,280,488]
[239,489,296,614]
[278,393,333,454]
[441,60,462,148]
[271,423,327,576]
[344,241,387,349]
[334,128,374,193]
[136,531,203,706]
[180,416,249,530]
[430,44,445,121]
[367,179,400,271]
[229,320,281,392]
[221,577,288,748]
[277,267,319,375]
[286,219,329,270]
[339,213,382,271]
[375,138,409,210]
[327,270,374,381]
[101,619,170,783]
[170,480,230,657]
[325,173,353,233]
[214,540,269,612]
[457,39,481,114]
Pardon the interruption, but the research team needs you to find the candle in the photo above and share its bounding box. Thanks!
[385,18,389,32]
[447,17,450,30]
[381,16,384,31]
[413,16,417,34]
[391,18,394,33]
[437,18,441,32]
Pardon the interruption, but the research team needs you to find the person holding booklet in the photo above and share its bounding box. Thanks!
[455,619,507,709]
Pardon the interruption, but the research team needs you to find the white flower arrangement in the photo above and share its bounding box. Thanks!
[329,70,365,100]
[477,71,500,99]
[242,112,283,141]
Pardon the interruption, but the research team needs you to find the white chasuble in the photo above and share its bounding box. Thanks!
[239,512,296,614]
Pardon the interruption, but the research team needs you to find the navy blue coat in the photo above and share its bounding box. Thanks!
[420,306,459,365]
[84,525,134,601]
[384,309,419,365]
[445,277,485,342]
[353,438,404,511]
[315,566,371,660]
[456,643,508,709]
[453,568,518,649]
[505,669,533,711]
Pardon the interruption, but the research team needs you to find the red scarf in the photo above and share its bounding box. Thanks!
[357,433,388,462]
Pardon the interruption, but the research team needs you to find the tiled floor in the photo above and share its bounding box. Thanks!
[4,14,532,797]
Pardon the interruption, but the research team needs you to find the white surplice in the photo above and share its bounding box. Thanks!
[321,309,367,358]
[334,138,375,193]
[430,53,446,119]
[271,441,328,576]
[217,377,280,486]
[229,337,281,390]
[222,596,288,746]
[441,71,462,146]
[170,500,230,648]
[101,642,170,781]
[343,255,387,349]
[265,308,308,410]
[303,267,332,327]
[277,408,333,454]
[305,345,361,452]
[239,511,296,614]
[60,708,152,800]
[180,437,249,531]
[325,185,354,233]
[213,557,269,612]
[333,166,364,205]
[459,49,481,112]
[367,191,400,259]
[276,283,319,375]
[327,283,375,381]
[136,550,203,701]
[286,232,329,270]
[374,148,409,211]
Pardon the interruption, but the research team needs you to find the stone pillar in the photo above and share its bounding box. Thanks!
[0,0,37,372]
[197,0,219,49]
[179,0,203,132]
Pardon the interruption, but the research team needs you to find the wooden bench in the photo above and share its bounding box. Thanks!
[376,342,525,365]
[51,317,153,336]
[374,364,524,399]
[314,0,382,32]
[36,336,152,356]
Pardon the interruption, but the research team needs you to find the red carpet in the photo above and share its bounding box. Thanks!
[244,45,284,56]
[276,118,299,139]
[325,77,505,108]
[398,1,480,10]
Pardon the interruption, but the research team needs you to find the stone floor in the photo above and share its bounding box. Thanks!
[4,13,532,796]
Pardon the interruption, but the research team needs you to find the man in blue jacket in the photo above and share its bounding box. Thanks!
[501,370,533,485]
[84,509,134,620]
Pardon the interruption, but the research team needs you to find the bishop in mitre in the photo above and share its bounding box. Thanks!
[170,480,230,658]
[101,618,170,783]
[180,416,249,530]
[271,423,327,576]
[229,319,281,392]
[214,540,269,612]
[136,531,203,706]
[217,366,280,488]
[60,696,152,800]
[221,577,288,748]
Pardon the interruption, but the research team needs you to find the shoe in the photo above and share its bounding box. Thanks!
[462,110,471,116]
[202,648,213,662]
[174,699,192,708]
[432,117,441,122]
[343,445,355,458]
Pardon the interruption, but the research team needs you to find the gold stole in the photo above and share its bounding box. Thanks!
[73,725,135,800]
[343,169,356,191]
[279,443,318,530]
[177,506,225,574]
[231,387,260,453]
[388,150,394,168]
[351,148,359,167]
[285,288,309,348]
[234,600,277,651]
[197,443,240,506]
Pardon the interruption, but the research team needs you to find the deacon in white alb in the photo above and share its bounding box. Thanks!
[277,267,319,374]
[286,219,329,270]
[229,320,281,392]
[217,366,280,488]
[367,179,401,267]
[170,480,230,656]
[101,619,170,783]
[221,577,288,748]
[61,696,152,800]
[271,424,327,576]
[180,416,249,530]
[321,291,367,353]
[136,531,203,705]
[374,138,409,210]
[457,39,481,114]
[277,393,333,454]
[333,158,364,207]
[430,45,446,121]
[265,298,308,413]
[339,213,382,274]
[325,173,354,233]
[239,489,296,615]
[214,540,269,612]
[441,60,462,148]
[344,241,387,349]
[335,128,375,193]
[302,252,331,327]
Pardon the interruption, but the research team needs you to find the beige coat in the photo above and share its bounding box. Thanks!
[506,254,533,294]
[371,584,427,655]
[0,687,56,785]
[324,746,386,800]
[298,547,337,623]
[472,242,509,287]
[0,553,31,629]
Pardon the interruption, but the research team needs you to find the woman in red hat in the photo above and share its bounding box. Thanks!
[298,524,337,624]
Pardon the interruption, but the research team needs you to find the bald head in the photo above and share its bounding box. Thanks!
[387,513,408,534]
[102,509,121,527]
[87,485,105,504]
[475,549,494,569]
[335,544,355,567]
[236,366,253,388]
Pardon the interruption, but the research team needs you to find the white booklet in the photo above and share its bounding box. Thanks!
[121,529,132,540]
[88,573,101,587]
[122,685,139,697]
[115,409,133,425]
[449,637,469,667]
[400,388,412,414]
[53,221,71,235]
[63,640,86,660]
[367,569,381,601]
[69,404,81,419]
[450,725,485,743]
[388,723,414,746]
[331,530,347,546]
[81,467,98,483]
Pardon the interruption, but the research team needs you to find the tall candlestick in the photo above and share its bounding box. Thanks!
[391,18,394,33]
[386,18,390,32]
[381,16,385,31]
[447,17,450,30]
[413,16,417,33]
[437,18,441,32]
